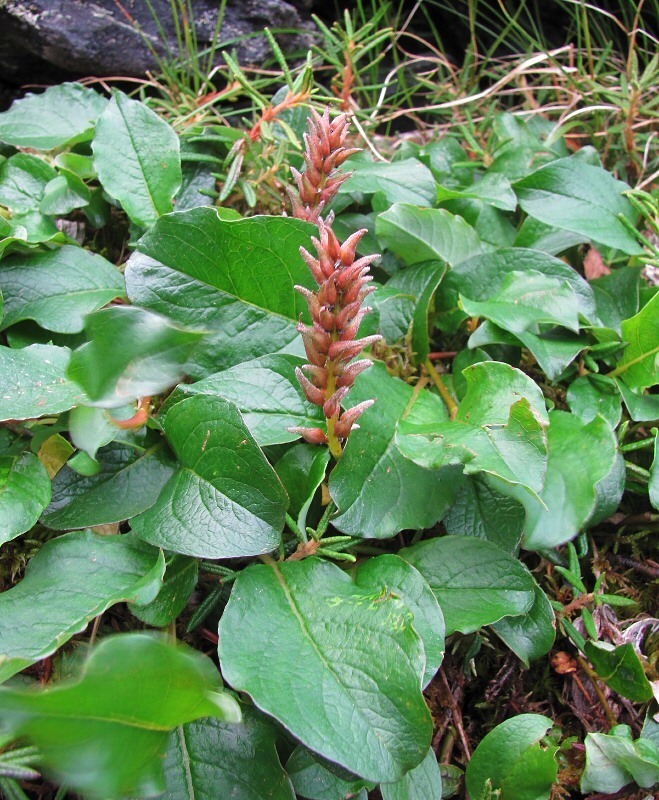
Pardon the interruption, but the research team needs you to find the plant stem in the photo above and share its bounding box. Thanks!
[575,655,618,728]
[425,358,458,419]
[325,359,345,459]
[606,345,659,379]
[620,436,657,453]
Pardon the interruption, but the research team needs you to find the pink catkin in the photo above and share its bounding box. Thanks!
[286,108,380,449]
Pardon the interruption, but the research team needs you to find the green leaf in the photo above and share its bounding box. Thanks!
[219,558,432,783]
[275,443,331,533]
[165,355,324,446]
[286,745,372,800]
[92,91,181,227]
[330,362,464,539]
[381,748,442,800]
[0,531,165,682]
[581,725,659,794]
[465,714,557,800]
[386,261,447,363]
[436,172,517,211]
[0,154,57,214]
[0,344,88,421]
[125,209,317,377]
[129,555,199,628]
[0,633,241,799]
[514,216,589,255]
[369,284,415,343]
[131,395,287,559]
[376,203,482,267]
[443,476,525,554]
[41,443,177,530]
[342,159,436,206]
[514,158,643,254]
[396,362,549,504]
[449,247,598,324]
[161,711,295,800]
[398,399,547,504]
[523,411,618,550]
[400,536,535,635]
[461,271,580,334]
[469,320,587,381]
[491,584,556,666]
[67,306,206,407]
[615,379,659,422]
[39,170,90,215]
[68,404,131,460]
[567,375,622,428]
[0,452,51,546]
[0,246,124,334]
[0,83,107,150]
[590,268,641,334]
[616,292,659,390]
[354,555,445,688]
[584,641,654,702]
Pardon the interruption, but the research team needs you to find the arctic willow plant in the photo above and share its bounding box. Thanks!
[287,109,380,458]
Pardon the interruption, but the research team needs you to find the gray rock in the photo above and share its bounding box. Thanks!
[0,0,314,83]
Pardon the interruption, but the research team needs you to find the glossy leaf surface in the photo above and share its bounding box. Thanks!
[126,209,316,376]
[67,306,206,407]
[0,634,241,798]
[92,91,181,226]
[219,558,432,782]
[400,536,535,635]
[161,712,294,800]
[132,395,287,558]
[466,714,557,800]
[0,83,107,149]
[0,531,165,682]
[0,246,124,333]
[0,452,51,546]
[330,362,463,538]
[0,344,87,421]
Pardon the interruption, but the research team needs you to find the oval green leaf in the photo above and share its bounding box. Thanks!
[400,536,535,635]
[0,633,241,799]
[92,90,181,227]
[0,246,125,334]
[131,395,287,559]
[0,531,165,682]
[219,558,432,783]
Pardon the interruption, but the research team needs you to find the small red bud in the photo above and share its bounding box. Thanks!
[336,359,373,388]
[319,308,335,331]
[328,334,381,363]
[299,249,325,285]
[317,276,338,306]
[301,364,328,389]
[340,229,367,265]
[323,386,349,419]
[339,308,370,341]
[295,367,326,406]
[343,276,373,305]
[287,426,328,445]
[335,300,362,331]
[335,255,378,290]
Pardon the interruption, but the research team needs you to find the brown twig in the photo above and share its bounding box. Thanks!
[439,668,471,760]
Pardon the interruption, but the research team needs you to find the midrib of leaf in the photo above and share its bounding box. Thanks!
[608,344,659,378]
[269,562,391,755]
[0,703,175,731]
[178,725,196,800]
[118,101,160,217]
